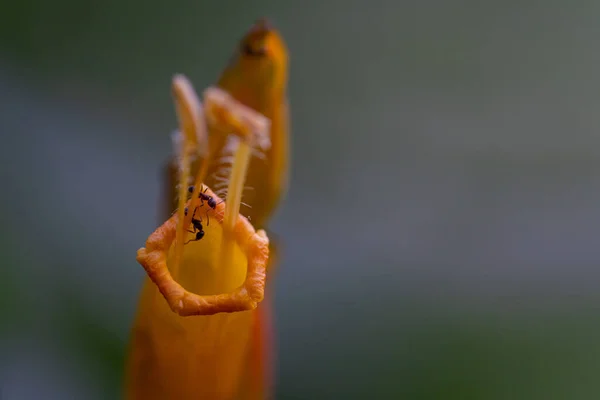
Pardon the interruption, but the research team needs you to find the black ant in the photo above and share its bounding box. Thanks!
[188,185,217,209]
[188,185,222,225]
[183,206,205,244]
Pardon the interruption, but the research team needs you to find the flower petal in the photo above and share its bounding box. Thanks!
[136,187,269,316]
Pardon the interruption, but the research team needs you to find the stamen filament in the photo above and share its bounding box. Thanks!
[170,75,206,278]
[218,140,252,280]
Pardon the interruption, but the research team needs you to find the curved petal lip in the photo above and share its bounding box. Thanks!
[136,186,270,316]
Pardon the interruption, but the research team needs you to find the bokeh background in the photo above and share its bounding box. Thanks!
[3,1,600,399]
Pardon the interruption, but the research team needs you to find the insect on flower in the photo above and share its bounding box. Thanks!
[186,184,223,226]
[126,18,289,400]
[188,184,218,210]
[183,206,205,244]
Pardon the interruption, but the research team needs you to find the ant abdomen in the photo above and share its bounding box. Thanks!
[188,185,217,210]
[184,207,206,245]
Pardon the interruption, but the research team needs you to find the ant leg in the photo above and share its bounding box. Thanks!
[185,232,204,245]
[185,209,200,236]
[184,227,195,244]
[185,235,199,245]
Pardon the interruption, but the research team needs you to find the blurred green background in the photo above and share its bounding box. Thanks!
[2,1,600,399]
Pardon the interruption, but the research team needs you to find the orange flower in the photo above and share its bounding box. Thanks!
[125,19,289,400]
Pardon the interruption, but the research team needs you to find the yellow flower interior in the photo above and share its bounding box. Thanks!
[172,219,248,296]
